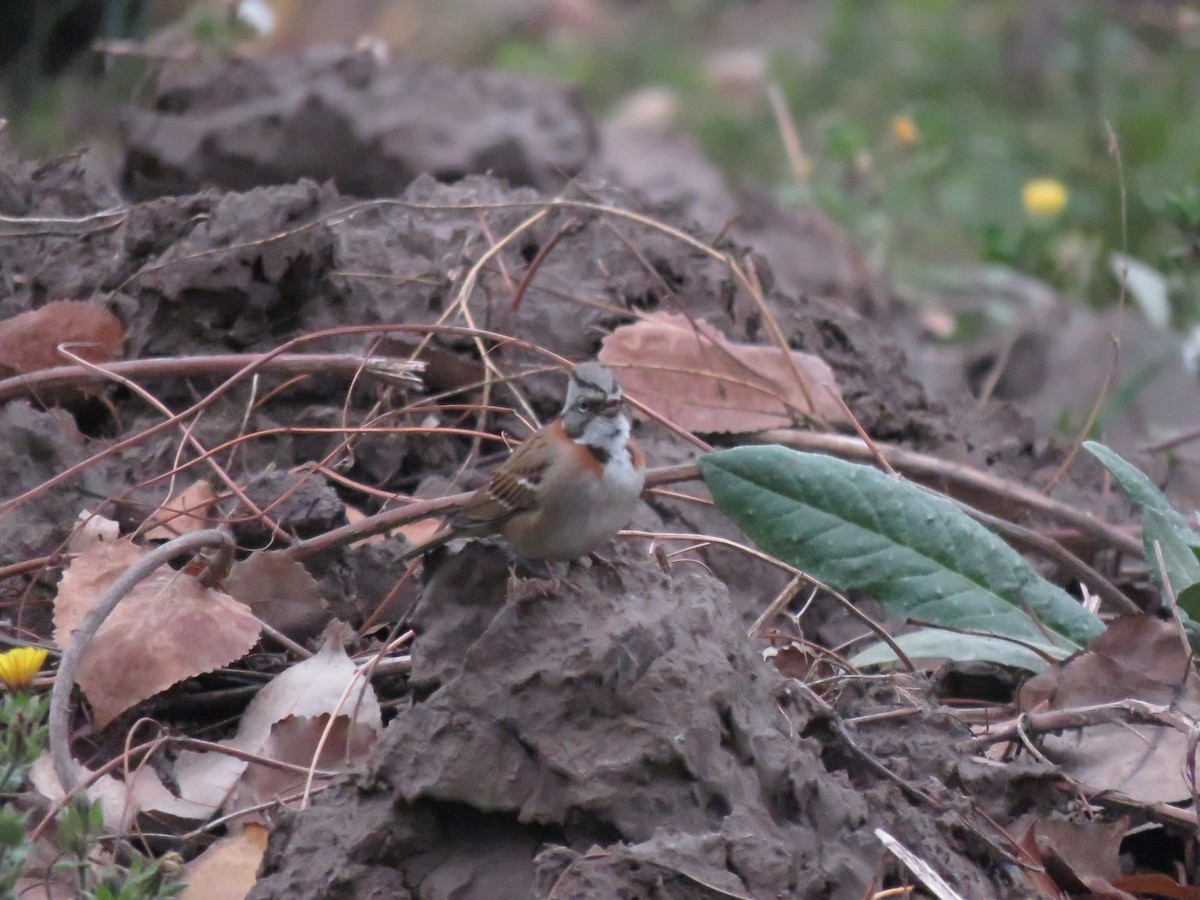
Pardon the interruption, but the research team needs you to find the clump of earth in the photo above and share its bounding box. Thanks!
[0,45,1138,897]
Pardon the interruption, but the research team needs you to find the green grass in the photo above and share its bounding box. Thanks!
[494,0,1200,322]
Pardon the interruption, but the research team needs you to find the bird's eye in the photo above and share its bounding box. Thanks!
[577,398,593,413]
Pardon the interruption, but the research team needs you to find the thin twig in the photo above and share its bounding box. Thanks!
[1041,335,1118,494]
[963,698,1181,753]
[0,352,421,404]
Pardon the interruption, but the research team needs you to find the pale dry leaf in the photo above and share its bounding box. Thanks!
[396,516,442,547]
[180,823,268,900]
[224,551,330,642]
[136,624,381,820]
[232,623,382,748]
[28,754,136,832]
[0,300,123,376]
[67,509,121,553]
[53,539,261,727]
[230,713,380,816]
[129,743,247,821]
[599,312,846,433]
[344,504,387,546]
[143,480,217,540]
[31,748,216,829]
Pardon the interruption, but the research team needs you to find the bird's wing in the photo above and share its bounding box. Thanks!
[453,429,556,530]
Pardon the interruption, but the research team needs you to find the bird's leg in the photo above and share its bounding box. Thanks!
[585,550,625,590]
[507,559,578,600]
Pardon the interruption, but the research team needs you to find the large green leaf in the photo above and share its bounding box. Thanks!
[849,628,1070,672]
[1083,441,1200,611]
[700,446,1103,649]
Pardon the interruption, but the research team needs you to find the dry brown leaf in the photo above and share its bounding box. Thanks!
[1013,615,1200,803]
[599,312,846,433]
[53,539,261,727]
[0,300,123,376]
[1030,818,1126,891]
[224,551,330,642]
[134,624,381,821]
[232,713,380,815]
[1111,872,1200,899]
[143,481,217,540]
[764,643,836,683]
[181,824,268,900]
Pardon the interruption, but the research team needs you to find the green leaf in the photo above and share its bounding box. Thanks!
[1083,441,1200,598]
[700,445,1103,647]
[1178,582,1200,619]
[849,628,1070,672]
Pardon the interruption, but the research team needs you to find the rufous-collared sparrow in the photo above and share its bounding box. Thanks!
[402,362,646,562]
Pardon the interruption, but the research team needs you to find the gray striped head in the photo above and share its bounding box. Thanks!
[561,363,626,441]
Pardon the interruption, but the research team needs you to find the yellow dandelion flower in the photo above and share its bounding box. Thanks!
[1022,178,1068,218]
[0,646,48,690]
[891,114,919,145]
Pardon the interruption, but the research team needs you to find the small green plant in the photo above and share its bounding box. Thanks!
[0,671,183,898]
[1084,441,1200,628]
[1,685,52,896]
[0,804,32,897]
[55,798,185,900]
[0,689,49,793]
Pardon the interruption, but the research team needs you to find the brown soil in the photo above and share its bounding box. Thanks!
[0,45,1135,898]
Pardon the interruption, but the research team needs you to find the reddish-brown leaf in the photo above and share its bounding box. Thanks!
[0,300,123,376]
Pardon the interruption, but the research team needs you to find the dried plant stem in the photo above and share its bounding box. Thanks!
[963,698,1184,753]
[49,530,234,794]
[0,353,420,404]
[0,323,560,517]
[286,462,702,559]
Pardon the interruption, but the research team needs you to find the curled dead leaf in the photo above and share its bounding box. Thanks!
[599,312,846,433]
[132,623,381,821]
[1011,614,1200,804]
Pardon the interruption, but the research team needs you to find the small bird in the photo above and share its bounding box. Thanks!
[402,362,646,562]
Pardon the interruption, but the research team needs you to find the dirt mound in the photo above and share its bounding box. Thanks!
[250,545,1001,899]
[0,45,1110,899]
[122,45,596,199]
